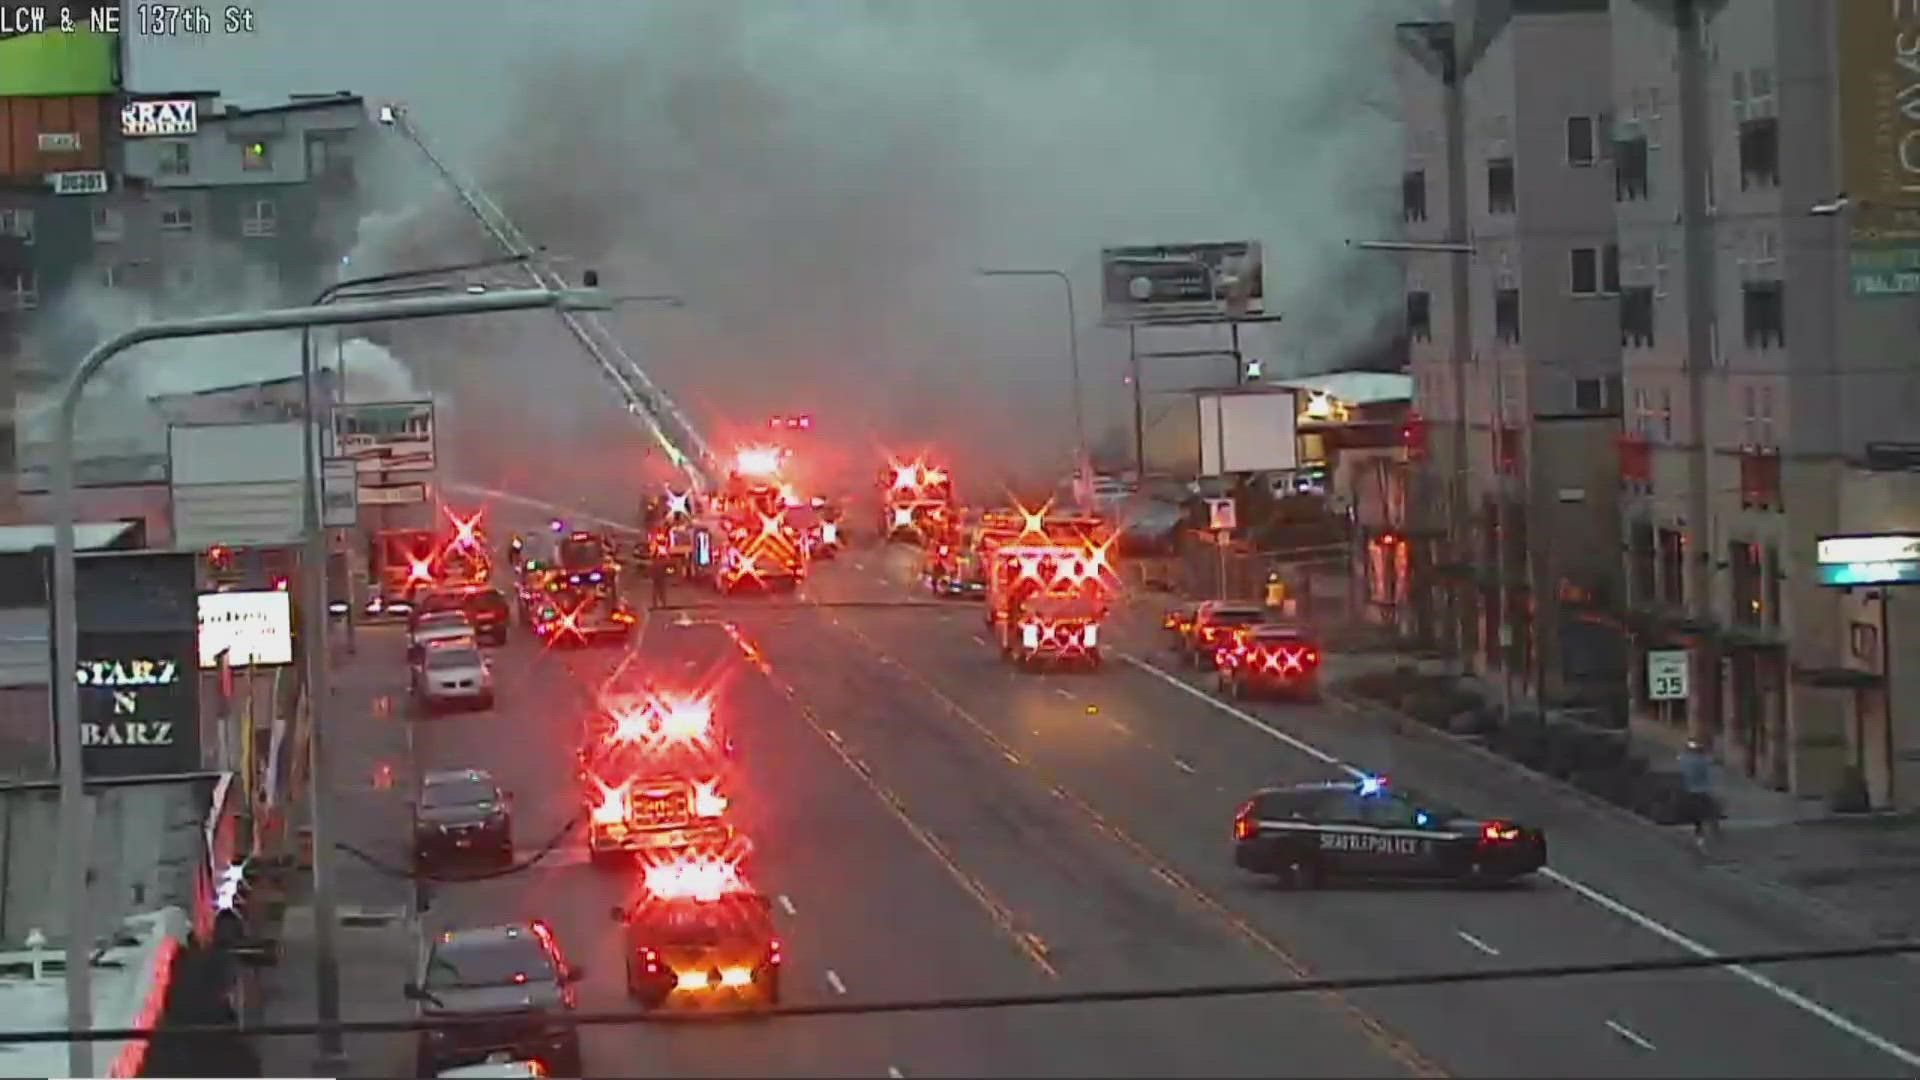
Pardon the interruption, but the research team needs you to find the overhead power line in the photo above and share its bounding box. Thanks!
[17,939,1920,1044]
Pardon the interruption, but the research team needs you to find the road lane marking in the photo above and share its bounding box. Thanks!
[1054,688,1074,700]
[1172,756,1197,775]
[1605,1020,1656,1052]
[778,894,797,916]
[1455,931,1500,957]
[720,623,1058,979]
[973,635,988,646]
[887,1068,905,1079]
[1122,650,1920,1072]
[828,624,1441,1078]
[826,969,847,994]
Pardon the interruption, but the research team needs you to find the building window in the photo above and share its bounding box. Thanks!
[1763,544,1782,627]
[1629,522,1657,603]
[1657,527,1686,607]
[242,199,278,238]
[1570,247,1600,295]
[1742,282,1785,348]
[159,200,194,232]
[1575,378,1605,411]
[306,133,352,178]
[0,208,35,245]
[1406,290,1432,342]
[99,261,126,289]
[1738,118,1780,190]
[1486,157,1515,214]
[1494,288,1521,343]
[91,205,124,242]
[1621,286,1656,348]
[6,270,37,311]
[1631,387,1652,435]
[1566,115,1602,167]
[1739,449,1783,510]
[158,141,191,176]
[1602,243,1620,294]
[1730,541,1762,625]
[1615,136,1650,200]
[241,140,272,171]
[1402,169,1427,223]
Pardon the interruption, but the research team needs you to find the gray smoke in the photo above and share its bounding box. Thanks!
[121,0,1415,496]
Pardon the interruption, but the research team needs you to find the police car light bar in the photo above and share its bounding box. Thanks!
[1358,774,1387,797]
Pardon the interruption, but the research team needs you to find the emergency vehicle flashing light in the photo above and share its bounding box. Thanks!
[735,447,783,477]
[1359,775,1387,797]
[607,693,715,746]
[1482,821,1521,842]
[665,489,692,518]
[820,522,839,544]
[406,555,435,584]
[693,778,729,818]
[642,854,744,902]
[892,507,914,528]
[446,508,484,551]
[891,463,919,490]
[591,777,633,826]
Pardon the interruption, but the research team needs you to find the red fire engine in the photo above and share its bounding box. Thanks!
[579,690,737,868]
[982,505,1118,669]
[880,457,955,544]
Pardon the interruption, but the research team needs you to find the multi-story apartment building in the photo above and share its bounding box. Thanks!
[1610,0,1920,808]
[1397,0,1627,713]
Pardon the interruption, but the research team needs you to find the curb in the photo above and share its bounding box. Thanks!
[1325,682,1911,950]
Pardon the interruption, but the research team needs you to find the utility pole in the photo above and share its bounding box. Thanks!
[1129,323,1146,481]
[1492,365,1515,721]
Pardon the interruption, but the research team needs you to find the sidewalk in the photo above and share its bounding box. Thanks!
[1126,576,1920,947]
[257,628,418,1078]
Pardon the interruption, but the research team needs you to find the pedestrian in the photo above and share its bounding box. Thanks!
[650,555,671,609]
[1678,737,1721,849]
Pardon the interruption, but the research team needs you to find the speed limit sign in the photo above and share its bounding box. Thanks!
[1647,649,1690,701]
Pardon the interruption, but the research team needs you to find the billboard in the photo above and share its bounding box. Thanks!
[197,590,293,668]
[333,400,435,474]
[65,550,203,777]
[0,21,116,96]
[1101,242,1266,323]
[1198,389,1298,476]
[1838,0,1920,288]
[168,423,308,549]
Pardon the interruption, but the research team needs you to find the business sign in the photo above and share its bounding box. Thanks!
[48,169,108,195]
[360,482,428,506]
[322,458,359,526]
[1100,241,1266,323]
[1848,246,1920,297]
[37,132,80,152]
[122,99,198,137]
[1838,2,1920,254]
[1816,534,1920,587]
[197,590,293,668]
[333,400,435,473]
[1646,649,1689,701]
[73,632,201,776]
[1207,497,1237,531]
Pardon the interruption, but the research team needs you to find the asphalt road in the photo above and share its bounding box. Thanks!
[310,507,1920,1078]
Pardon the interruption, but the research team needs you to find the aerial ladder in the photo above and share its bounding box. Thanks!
[382,105,721,492]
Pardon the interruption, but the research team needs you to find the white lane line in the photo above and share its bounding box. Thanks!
[826,969,847,995]
[1605,1019,1657,1052]
[1121,651,1920,1071]
[1455,930,1500,957]
[973,635,988,646]
[1172,756,1197,775]
[777,894,797,916]
[1054,688,1075,700]
[887,1068,906,1079]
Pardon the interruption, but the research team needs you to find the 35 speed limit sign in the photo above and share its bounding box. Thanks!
[1647,649,1690,701]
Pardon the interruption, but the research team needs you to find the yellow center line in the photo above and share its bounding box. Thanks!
[825,617,1446,1080]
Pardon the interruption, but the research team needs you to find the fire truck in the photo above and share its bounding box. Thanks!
[688,449,806,594]
[579,692,736,868]
[983,511,1118,669]
[879,458,955,544]
[364,509,493,621]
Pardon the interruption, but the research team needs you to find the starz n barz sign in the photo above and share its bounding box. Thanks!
[73,639,200,776]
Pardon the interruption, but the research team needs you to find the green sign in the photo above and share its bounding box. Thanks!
[1849,247,1920,297]
[0,29,117,96]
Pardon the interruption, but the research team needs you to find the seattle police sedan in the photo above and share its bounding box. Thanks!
[1232,777,1546,887]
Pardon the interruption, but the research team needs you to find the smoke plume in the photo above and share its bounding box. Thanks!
[116,0,1417,498]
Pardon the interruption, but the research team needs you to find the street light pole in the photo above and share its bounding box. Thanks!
[50,286,606,1078]
[975,268,1085,504]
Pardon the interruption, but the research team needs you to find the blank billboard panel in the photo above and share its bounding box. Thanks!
[1198,391,1297,476]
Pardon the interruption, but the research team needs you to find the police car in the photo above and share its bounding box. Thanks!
[1231,777,1547,887]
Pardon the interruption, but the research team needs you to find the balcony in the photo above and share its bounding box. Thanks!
[1738,448,1783,511]
[1618,433,1650,489]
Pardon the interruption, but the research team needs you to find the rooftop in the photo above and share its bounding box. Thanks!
[0,906,188,1079]
[1270,371,1412,407]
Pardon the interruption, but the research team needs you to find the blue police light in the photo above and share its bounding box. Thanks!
[550,518,565,533]
[1414,810,1431,827]
[1358,774,1387,797]
[590,571,603,583]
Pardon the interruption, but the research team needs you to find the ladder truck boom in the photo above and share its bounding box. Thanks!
[389,108,722,491]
